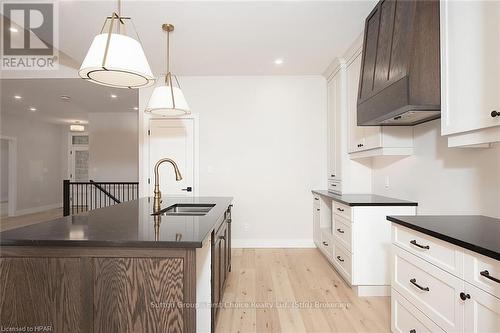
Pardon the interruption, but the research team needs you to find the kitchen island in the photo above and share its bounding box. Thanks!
[0,196,233,333]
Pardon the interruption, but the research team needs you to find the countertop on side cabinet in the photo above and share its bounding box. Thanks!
[387,215,500,261]
[311,190,418,207]
[0,196,233,248]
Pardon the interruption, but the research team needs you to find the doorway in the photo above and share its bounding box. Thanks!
[0,136,17,217]
[148,119,196,197]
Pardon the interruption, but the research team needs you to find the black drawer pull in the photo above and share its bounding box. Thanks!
[480,270,500,284]
[331,174,335,177]
[491,110,500,118]
[336,256,344,262]
[410,240,430,250]
[314,197,319,201]
[336,228,345,234]
[337,208,344,212]
[410,330,416,333]
[316,208,320,211]
[331,184,337,187]
[460,292,471,301]
[410,278,429,291]
[322,241,328,246]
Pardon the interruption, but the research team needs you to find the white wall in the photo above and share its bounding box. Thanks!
[139,76,327,247]
[0,114,66,214]
[88,113,139,182]
[372,119,500,218]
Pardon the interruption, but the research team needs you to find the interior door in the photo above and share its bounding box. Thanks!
[149,119,195,197]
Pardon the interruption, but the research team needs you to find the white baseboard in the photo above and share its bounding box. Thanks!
[355,285,390,297]
[14,203,62,217]
[232,238,315,248]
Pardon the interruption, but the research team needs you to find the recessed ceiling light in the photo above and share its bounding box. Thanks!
[274,58,284,65]
[110,94,117,99]
[14,95,22,100]
[133,107,139,111]
[29,107,37,112]
[9,27,18,33]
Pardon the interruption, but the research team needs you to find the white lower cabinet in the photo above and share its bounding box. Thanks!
[313,194,416,297]
[391,224,500,333]
[464,281,500,333]
[392,289,446,333]
[392,246,464,332]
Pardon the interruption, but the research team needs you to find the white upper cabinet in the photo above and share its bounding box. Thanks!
[347,54,369,153]
[327,63,343,181]
[441,0,500,147]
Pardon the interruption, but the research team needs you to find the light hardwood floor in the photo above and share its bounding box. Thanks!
[0,208,63,232]
[216,248,390,333]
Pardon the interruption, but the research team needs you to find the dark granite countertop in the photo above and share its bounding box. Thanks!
[387,215,500,261]
[312,190,418,207]
[0,196,233,248]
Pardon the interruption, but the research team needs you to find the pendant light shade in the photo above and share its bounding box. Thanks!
[145,24,190,116]
[79,5,154,89]
[146,84,190,116]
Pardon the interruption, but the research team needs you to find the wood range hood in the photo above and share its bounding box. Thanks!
[356,0,441,126]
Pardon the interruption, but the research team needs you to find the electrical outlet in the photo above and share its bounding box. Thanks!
[384,176,390,189]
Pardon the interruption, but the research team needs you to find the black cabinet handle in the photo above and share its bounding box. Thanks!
[409,330,416,333]
[410,278,429,291]
[337,208,344,212]
[314,198,319,201]
[322,241,328,246]
[336,228,345,234]
[336,256,344,262]
[316,208,320,211]
[331,174,335,177]
[480,270,500,284]
[460,292,471,301]
[181,187,192,192]
[491,110,500,118]
[410,240,430,250]
[331,184,337,187]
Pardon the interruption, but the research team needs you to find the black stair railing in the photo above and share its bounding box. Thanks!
[63,180,139,216]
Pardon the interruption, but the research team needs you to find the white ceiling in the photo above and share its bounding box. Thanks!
[1,78,138,124]
[57,0,375,75]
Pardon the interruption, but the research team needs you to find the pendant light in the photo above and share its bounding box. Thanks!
[145,24,190,116]
[79,0,154,89]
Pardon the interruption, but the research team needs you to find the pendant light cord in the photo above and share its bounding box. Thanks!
[166,28,170,75]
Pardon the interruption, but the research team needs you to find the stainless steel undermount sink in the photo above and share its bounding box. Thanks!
[153,203,215,216]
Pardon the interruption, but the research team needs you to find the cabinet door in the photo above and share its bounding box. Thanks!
[327,78,337,180]
[348,55,365,152]
[313,203,321,245]
[333,72,343,180]
[363,126,382,150]
[464,282,500,333]
[441,1,500,135]
[359,5,380,101]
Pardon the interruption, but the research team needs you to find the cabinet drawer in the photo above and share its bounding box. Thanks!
[333,215,351,251]
[333,243,352,283]
[333,201,351,221]
[391,288,446,333]
[328,180,342,194]
[464,251,500,298]
[392,246,464,333]
[320,231,333,259]
[392,224,464,277]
